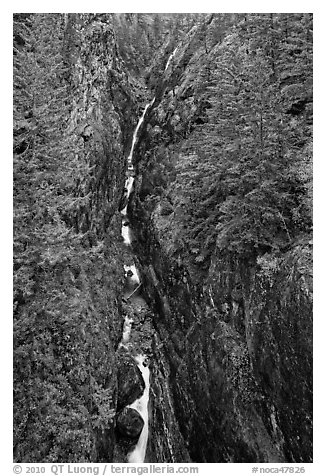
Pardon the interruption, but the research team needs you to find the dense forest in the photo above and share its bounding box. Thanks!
[13,13,312,463]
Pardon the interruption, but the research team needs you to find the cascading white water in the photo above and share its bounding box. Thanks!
[123,264,142,299]
[127,355,150,463]
[121,220,132,245]
[164,47,177,71]
[124,264,140,284]
[125,176,135,199]
[121,99,154,235]
[119,316,134,347]
[121,176,135,216]
[127,97,156,164]
[119,54,177,461]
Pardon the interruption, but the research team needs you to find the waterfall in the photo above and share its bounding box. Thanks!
[121,219,131,245]
[127,355,150,463]
[119,316,134,347]
[125,176,135,200]
[164,47,177,71]
[127,97,155,164]
[121,176,135,216]
[119,52,176,461]
[123,264,142,300]
[124,264,140,285]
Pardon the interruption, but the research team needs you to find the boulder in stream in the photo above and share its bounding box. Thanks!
[117,354,145,410]
[117,407,144,439]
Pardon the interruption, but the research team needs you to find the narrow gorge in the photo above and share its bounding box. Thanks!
[13,13,313,464]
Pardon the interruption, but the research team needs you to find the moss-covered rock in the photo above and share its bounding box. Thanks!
[117,408,144,438]
[117,353,145,410]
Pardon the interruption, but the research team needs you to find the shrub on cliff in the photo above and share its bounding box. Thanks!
[162,14,312,263]
[13,13,124,462]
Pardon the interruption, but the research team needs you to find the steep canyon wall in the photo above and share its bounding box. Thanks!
[14,13,313,464]
[130,167,312,462]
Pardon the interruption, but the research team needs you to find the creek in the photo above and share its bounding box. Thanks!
[119,99,154,464]
[117,47,179,463]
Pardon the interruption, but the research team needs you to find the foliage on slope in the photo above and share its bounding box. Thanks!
[13,12,313,463]
[131,14,313,462]
[13,13,134,462]
[142,13,312,271]
[111,13,199,79]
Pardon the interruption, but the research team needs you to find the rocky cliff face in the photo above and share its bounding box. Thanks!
[14,13,312,464]
[128,167,312,462]
[13,14,146,463]
[147,333,191,463]
[124,18,312,461]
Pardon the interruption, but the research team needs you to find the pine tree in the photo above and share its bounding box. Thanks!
[14,14,119,462]
[169,14,312,263]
